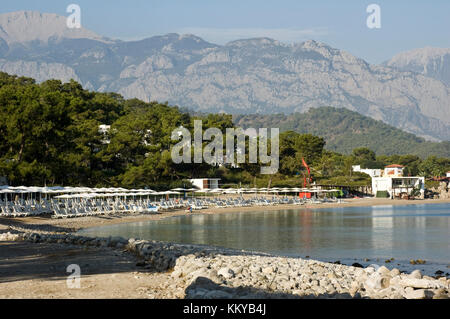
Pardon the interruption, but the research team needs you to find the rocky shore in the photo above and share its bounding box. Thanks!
[1,228,449,299]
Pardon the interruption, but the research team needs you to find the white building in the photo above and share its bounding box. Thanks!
[190,178,221,190]
[447,171,450,178]
[99,124,111,144]
[371,165,425,198]
[352,165,382,177]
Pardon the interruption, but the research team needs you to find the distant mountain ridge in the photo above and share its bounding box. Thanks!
[0,10,450,141]
[234,107,450,158]
[385,47,450,86]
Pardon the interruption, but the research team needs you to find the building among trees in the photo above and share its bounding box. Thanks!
[189,178,221,190]
[369,165,425,199]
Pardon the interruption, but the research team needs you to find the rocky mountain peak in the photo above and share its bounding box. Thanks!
[0,10,449,141]
[385,47,450,86]
[226,37,284,48]
[0,10,109,45]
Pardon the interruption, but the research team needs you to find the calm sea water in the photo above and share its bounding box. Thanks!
[78,203,450,266]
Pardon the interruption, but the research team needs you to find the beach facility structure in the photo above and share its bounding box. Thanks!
[352,165,382,178]
[357,164,425,198]
[189,178,221,190]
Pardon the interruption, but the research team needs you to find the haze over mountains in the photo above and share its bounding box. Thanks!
[1,11,450,142]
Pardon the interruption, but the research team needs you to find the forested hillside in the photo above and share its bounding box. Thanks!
[234,107,450,158]
[0,72,448,189]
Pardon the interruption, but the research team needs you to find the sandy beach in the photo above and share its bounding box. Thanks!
[1,197,449,299]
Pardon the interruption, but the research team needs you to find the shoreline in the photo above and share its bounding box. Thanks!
[2,197,449,234]
[1,228,449,299]
[2,197,449,279]
[1,198,449,299]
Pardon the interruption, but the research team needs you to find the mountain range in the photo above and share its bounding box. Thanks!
[1,10,449,142]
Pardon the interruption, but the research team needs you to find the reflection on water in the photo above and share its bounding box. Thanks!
[78,203,450,263]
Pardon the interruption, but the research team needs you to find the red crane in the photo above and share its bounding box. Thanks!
[301,157,312,188]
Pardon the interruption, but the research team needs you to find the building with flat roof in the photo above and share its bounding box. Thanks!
[189,178,221,190]
[370,164,424,198]
[352,165,381,177]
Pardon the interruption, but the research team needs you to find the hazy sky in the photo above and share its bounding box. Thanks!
[2,0,450,64]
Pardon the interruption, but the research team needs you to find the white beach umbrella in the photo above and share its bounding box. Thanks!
[195,189,210,193]
[0,189,15,193]
[54,194,73,199]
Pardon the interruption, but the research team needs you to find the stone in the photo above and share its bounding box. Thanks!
[327,272,336,279]
[432,288,450,299]
[390,268,400,277]
[204,290,232,299]
[399,278,442,289]
[364,267,375,275]
[368,264,380,270]
[352,263,363,268]
[409,269,422,279]
[377,266,391,275]
[410,259,426,265]
[404,289,428,299]
[365,274,391,290]
[262,266,273,274]
[217,267,235,279]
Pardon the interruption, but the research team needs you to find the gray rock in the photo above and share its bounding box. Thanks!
[365,274,391,290]
[399,278,443,289]
[376,266,391,276]
[204,290,233,299]
[409,269,422,279]
[262,266,274,274]
[217,267,235,279]
[390,268,401,277]
[404,289,428,299]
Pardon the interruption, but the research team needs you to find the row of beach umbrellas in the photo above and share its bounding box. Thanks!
[0,185,341,200]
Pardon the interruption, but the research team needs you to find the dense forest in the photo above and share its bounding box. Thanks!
[234,107,450,158]
[0,72,449,189]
